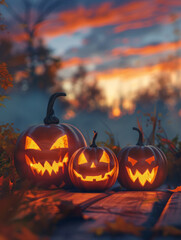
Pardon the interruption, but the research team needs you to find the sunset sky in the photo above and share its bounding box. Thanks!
[2,0,181,107]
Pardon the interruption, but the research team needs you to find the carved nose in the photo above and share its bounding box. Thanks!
[90,162,96,168]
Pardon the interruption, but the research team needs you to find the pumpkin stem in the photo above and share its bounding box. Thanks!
[44,92,66,125]
[133,127,144,146]
[90,131,97,148]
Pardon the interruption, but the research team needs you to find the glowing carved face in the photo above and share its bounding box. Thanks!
[73,151,116,182]
[25,135,68,176]
[126,156,158,186]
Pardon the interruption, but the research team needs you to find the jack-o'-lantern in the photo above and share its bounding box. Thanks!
[68,131,119,191]
[14,93,87,187]
[118,127,168,190]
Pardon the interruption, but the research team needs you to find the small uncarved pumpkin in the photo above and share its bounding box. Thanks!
[118,127,168,190]
[14,93,87,187]
[68,131,119,191]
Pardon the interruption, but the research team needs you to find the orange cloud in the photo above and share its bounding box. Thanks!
[62,56,102,68]
[94,57,181,82]
[5,0,181,43]
[112,40,181,56]
[37,0,181,38]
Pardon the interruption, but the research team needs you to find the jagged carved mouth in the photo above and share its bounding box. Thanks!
[25,153,68,176]
[126,166,158,186]
[73,166,116,182]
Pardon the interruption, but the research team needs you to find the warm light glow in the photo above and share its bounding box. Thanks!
[25,137,41,150]
[90,162,96,168]
[145,156,155,164]
[50,135,68,150]
[109,106,122,118]
[178,109,181,117]
[25,154,68,176]
[73,166,116,182]
[78,153,88,165]
[99,151,110,163]
[112,107,121,117]
[63,109,76,120]
[62,152,69,163]
[15,71,29,83]
[126,166,158,186]
[128,157,137,166]
[122,99,136,114]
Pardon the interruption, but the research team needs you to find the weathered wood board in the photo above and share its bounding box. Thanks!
[153,193,181,240]
[155,193,181,227]
[85,191,170,227]
[52,191,171,240]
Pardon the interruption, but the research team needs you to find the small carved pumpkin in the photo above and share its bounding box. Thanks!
[118,127,168,190]
[14,93,87,187]
[68,131,119,191]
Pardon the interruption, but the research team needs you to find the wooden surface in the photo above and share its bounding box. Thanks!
[26,187,181,240]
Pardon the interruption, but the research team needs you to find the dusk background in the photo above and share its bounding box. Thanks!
[1,1,181,239]
[1,0,181,145]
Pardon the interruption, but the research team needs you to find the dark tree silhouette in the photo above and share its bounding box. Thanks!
[0,39,27,75]
[70,66,105,111]
[135,73,180,106]
[5,0,72,90]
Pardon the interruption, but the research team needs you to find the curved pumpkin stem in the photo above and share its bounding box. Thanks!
[44,92,66,125]
[133,127,144,146]
[90,131,98,148]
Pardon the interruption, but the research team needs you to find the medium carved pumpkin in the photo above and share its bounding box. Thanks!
[68,131,119,191]
[118,127,168,190]
[14,93,87,187]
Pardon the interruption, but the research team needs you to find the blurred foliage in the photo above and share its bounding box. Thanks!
[98,130,121,156]
[0,62,13,105]
[0,179,87,239]
[0,123,19,183]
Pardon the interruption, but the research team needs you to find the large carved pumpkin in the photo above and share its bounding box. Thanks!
[118,127,168,190]
[14,93,87,187]
[68,131,119,191]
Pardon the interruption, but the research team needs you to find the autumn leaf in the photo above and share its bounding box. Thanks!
[0,24,6,31]
[93,216,144,236]
[0,0,8,7]
[154,226,181,236]
[0,63,13,90]
[168,186,181,192]
[56,200,85,220]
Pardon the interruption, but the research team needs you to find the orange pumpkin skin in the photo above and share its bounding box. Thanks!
[14,93,87,187]
[68,131,119,191]
[118,128,168,190]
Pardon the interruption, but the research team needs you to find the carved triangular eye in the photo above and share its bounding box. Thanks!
[78,153,88,165]
[50,135,68,150]
[128,157,137,166]
[145,156,155,164]
[25,136,41,150]
[99,151,110,163]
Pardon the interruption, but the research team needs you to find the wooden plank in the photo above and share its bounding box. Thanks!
[52,191,170,240]
[85,191,170,227]
[52,191,110,205]
[155,193,181,227]
[18,189,111,223]
[153,193,181,240]
[24,189,105,205]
